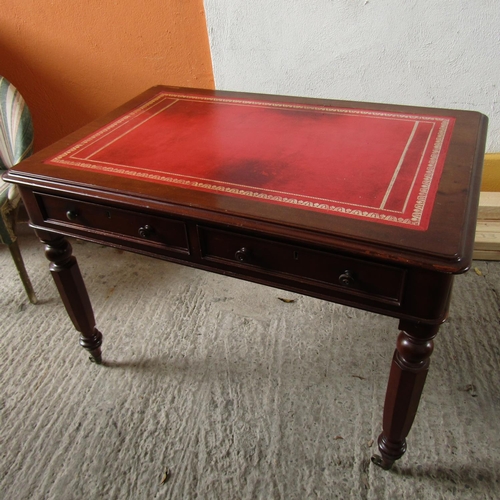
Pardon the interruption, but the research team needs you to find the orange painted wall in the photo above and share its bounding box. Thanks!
[2,1,214,151]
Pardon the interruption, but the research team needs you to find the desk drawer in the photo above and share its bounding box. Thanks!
[36,193,189,252]
[198,227,405,303]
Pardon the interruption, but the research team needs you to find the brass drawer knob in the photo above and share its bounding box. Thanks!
[66,210,79,221]
[235,247,250,263]
[339,270,356,287]
[138,225,154,239]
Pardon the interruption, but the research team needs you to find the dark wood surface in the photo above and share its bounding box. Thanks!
[6,86,488,271]
[2,86,488,470]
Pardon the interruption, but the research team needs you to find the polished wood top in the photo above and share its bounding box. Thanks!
[4,86,488,271]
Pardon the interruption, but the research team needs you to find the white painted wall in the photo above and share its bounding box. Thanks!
[203,0,500,151]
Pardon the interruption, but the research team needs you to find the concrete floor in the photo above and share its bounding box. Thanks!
[1,224,499,499]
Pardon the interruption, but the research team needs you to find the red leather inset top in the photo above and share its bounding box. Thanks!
[46,91,455,230]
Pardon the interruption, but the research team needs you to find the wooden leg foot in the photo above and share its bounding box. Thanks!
[80,331,103,364]
[371,453,394,471]
[371,433,406,470]
[373,320,440,469]
[40,232,104,363]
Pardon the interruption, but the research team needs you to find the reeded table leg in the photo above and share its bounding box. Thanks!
[372,320,439,470]
[39,231,103,364]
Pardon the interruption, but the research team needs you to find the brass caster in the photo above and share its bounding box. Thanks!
[88,354,103,365]
[371,454,394,470]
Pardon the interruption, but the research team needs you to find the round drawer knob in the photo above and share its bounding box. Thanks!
[339,270,356,287]
[235,247,250,263]
[66,210,79,221]
[138,225,154,239]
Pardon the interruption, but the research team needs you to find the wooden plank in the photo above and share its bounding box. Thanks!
[473,249,500,261]
[476,220,500,232]
[478,191,500,220]
[474,220,500,250]
[474,189,500,256]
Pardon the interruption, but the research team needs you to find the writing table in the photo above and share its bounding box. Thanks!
[3,86,488,469]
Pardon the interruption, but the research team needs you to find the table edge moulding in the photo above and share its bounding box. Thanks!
[2,86,488,470]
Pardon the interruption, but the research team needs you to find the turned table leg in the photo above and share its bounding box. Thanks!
[40,232,103,364]
[372,320,439,470]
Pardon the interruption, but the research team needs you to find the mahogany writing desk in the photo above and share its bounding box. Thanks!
[3,86,487,469]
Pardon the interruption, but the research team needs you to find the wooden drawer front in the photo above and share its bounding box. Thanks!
[198,227,405,303]
[37,193,189,252]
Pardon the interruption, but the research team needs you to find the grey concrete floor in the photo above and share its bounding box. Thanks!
[1,224,499,499]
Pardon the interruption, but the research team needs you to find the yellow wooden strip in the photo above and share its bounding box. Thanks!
[481,153,500,192]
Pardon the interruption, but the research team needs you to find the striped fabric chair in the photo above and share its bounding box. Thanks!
[0,76,37,303]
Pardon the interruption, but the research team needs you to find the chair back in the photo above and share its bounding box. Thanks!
[0,77,34,170]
